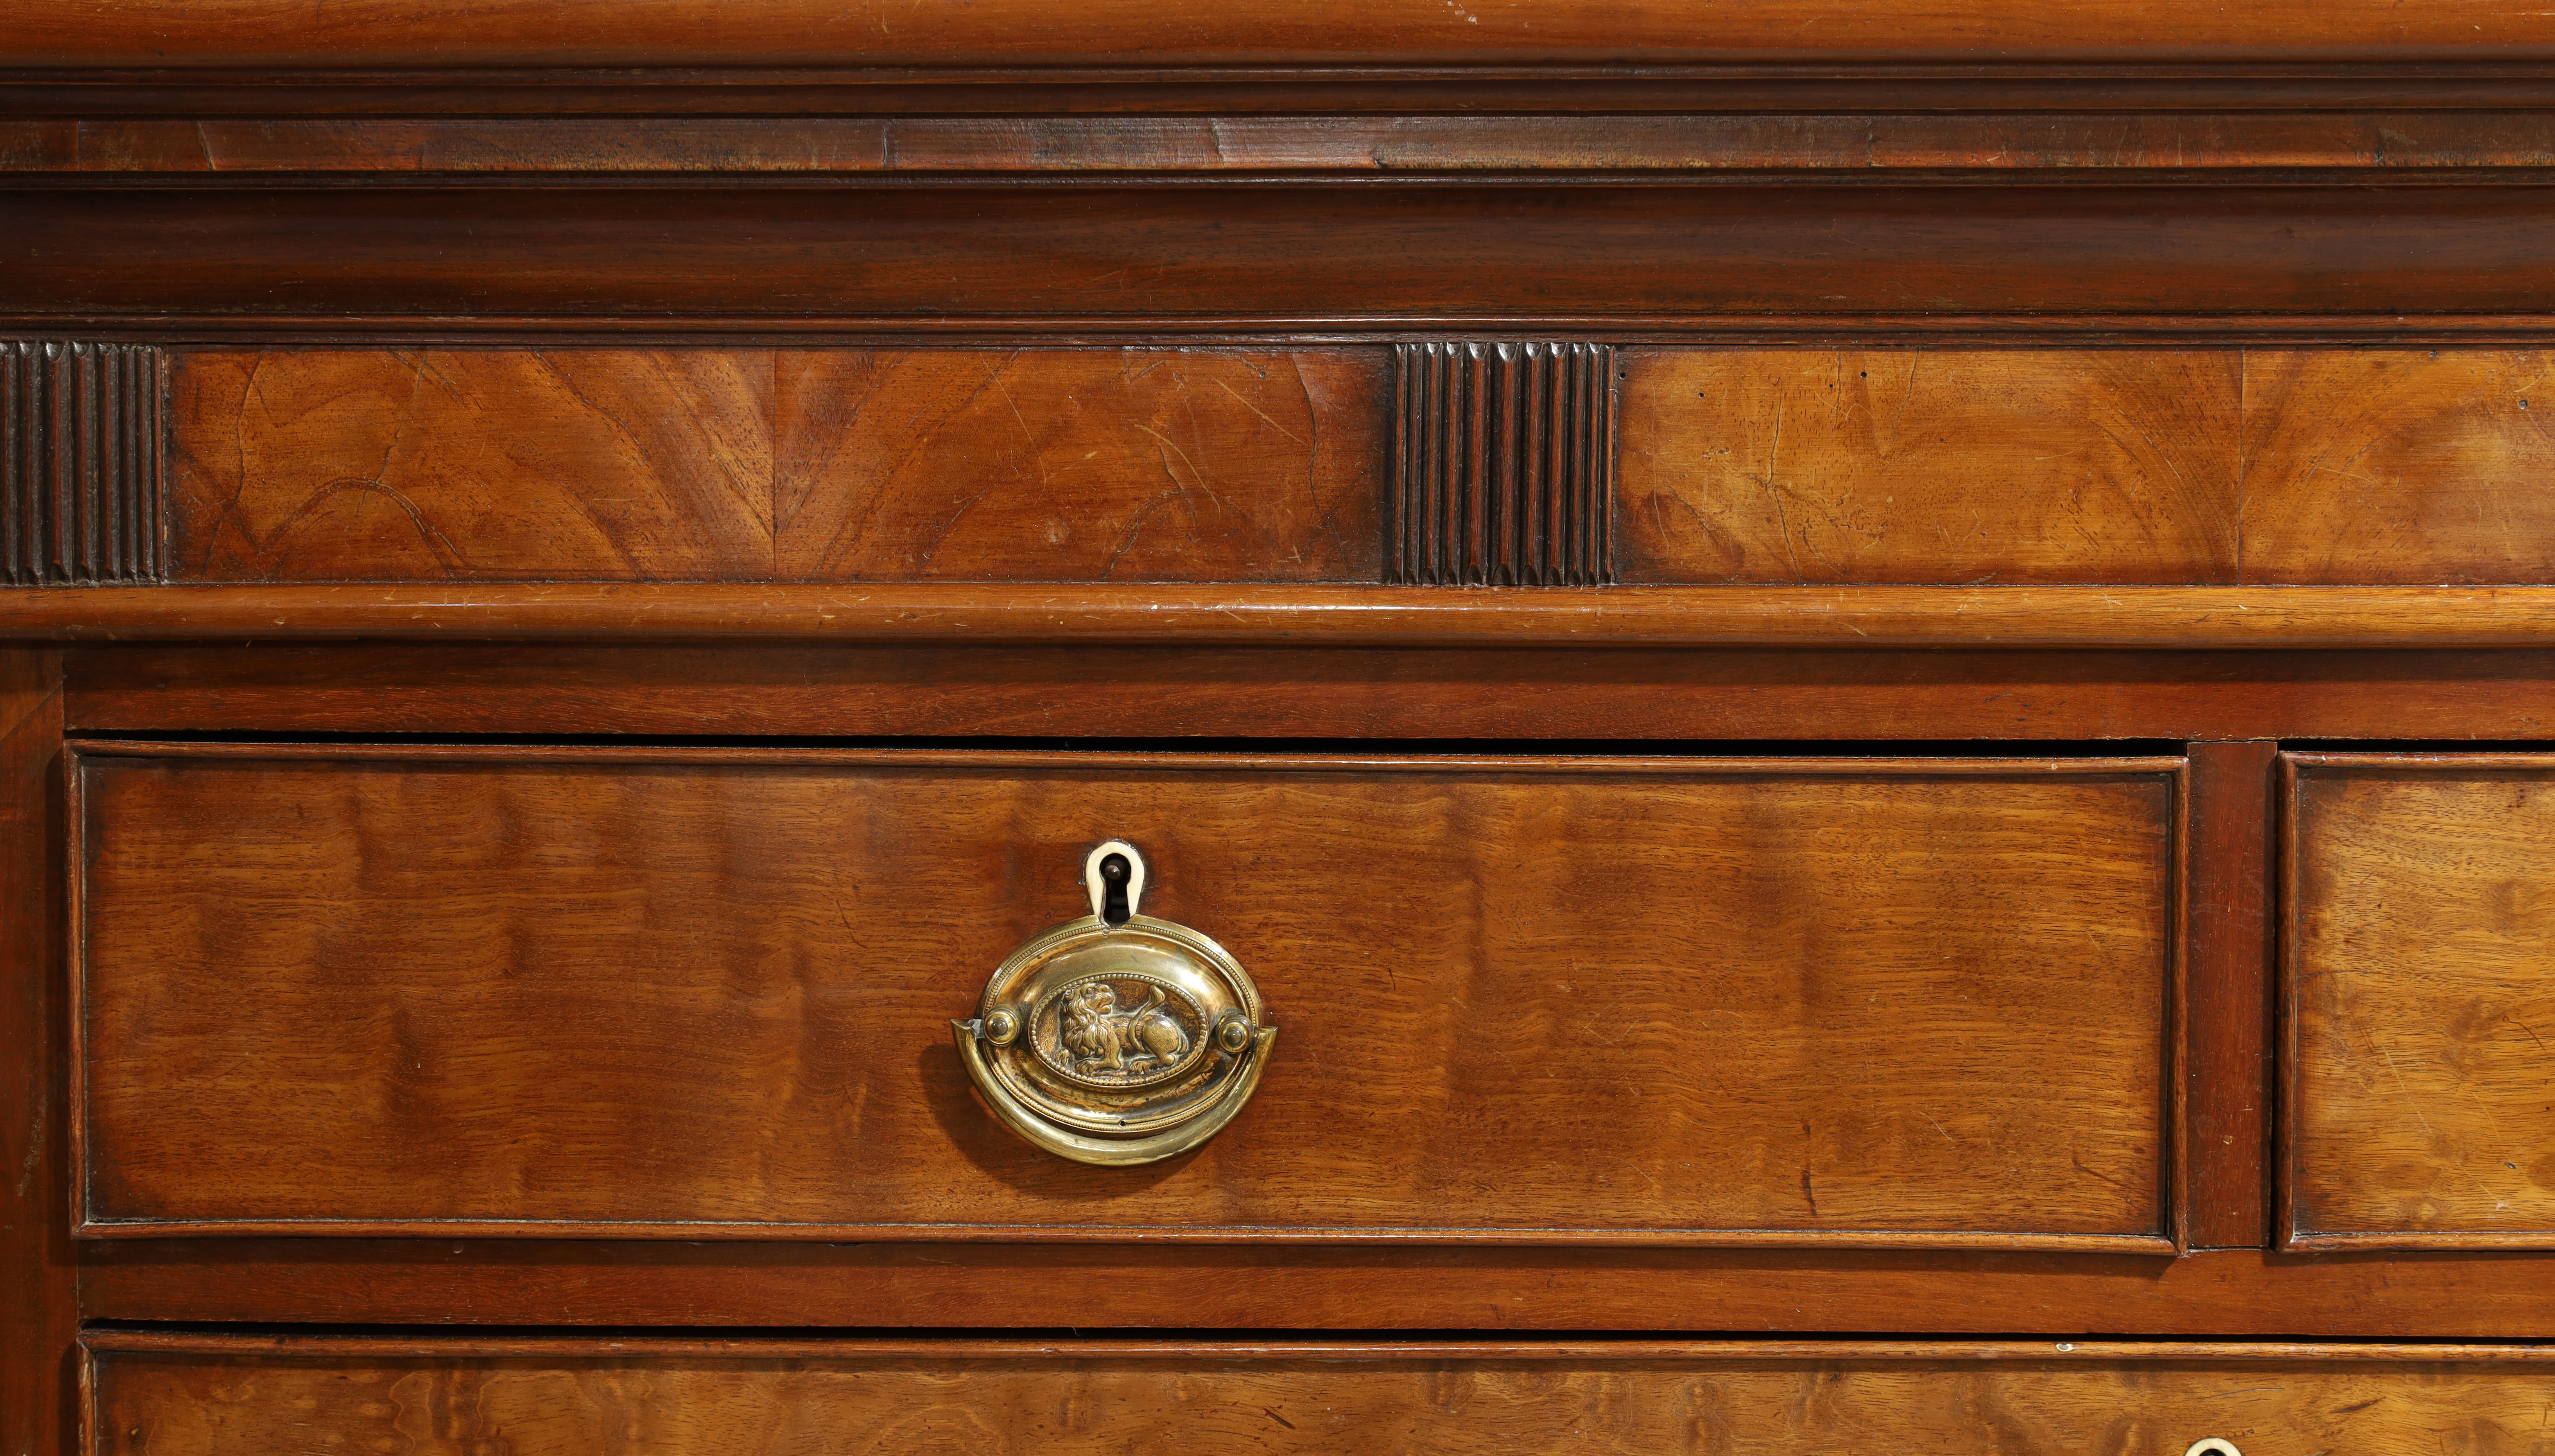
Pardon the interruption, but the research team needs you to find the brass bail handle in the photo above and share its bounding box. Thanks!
[952,839,1274,1166]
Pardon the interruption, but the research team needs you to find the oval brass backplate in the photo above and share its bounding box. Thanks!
[952,841,1275,1166]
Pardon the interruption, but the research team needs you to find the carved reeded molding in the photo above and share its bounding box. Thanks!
[1,341,166,586]
[1391,341,1614,586]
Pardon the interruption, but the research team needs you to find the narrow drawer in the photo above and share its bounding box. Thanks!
[84,1334,2546,1456]
[73,744,2181,1249]
[2284,751,2555,1248]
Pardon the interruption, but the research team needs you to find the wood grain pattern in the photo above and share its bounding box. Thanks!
[18,184,2555,327]
[77,1242,2555,1337]
[143,345,2555,588]
[166,348,1382,584]
[2242,350,2555,583]
[14,0,2555,67]
[74,746,2178,1247]
[168,348,774,582]
[83,1336,2555,1456]
[25,582,2555,647]
[2284,753,2555,1249]
[16,113,2555,175]
[0,651,70,1456]
[3,341,164,585]
[1619,350,2241,585]
[2184,742,2275,1250]
[773,349,1382,583]
[57,643,2555,744]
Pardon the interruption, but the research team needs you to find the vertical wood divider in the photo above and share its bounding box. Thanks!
[2185,739,2278,1249]
[0,649,70,1456]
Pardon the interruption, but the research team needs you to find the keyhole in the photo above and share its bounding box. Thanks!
[1099,852,1133,927]
[2184,1440,2243,1456]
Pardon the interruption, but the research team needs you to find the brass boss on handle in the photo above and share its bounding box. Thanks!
[952,841,1275,1166]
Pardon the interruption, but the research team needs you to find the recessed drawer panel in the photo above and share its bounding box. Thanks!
[2284,752,2555,1248]
[74,745,2180,1248]
[85,1335,2540,1456]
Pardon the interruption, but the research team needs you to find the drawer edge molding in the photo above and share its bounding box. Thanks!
[10,582,2555,647]
[79,1331,2555,1363]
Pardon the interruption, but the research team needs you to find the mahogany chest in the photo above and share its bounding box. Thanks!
[11,4,2555,1451]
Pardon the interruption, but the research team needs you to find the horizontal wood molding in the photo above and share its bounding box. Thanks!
[55,644,2555,743]
[13,185,2555,327]
[13,583,2555,646]
[74,1242,2555,1336]
[11,0,2555,67]
[1392,342,1613,586]
[1,341,161,585]
[79,1334,2555,1456]
[18,113,2555,176]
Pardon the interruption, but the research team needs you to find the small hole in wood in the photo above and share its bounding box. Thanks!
[2184,1440,2243,1456]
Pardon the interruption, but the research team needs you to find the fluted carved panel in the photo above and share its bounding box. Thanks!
[2,341,165,585]
[1392,341,1614,586]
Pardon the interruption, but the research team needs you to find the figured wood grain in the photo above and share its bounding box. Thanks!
[75,746,2176,1246]
[14,0,2555,67]
[2241,350,2555,583]
[82,1336,2555,1456]
[77,1242,2555,1337]
[16,113,2555,175]
[57,643,2555,743]
[166,348,1382,583]
[2284,753,2555,1248]
[0,651,70,1456]
[1620,349,2242,585]
[773,349,1382,582]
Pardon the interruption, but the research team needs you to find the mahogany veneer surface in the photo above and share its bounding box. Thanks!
[2285,753,2555,1249]
[75,746,2177,1247]
[147,345,2555,587]
[84,1336,2555,1456]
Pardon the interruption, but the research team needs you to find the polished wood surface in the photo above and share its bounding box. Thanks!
[2184,742,2275,1250]
[16,113,2555,176]
[23,582,2555,647]
[83,1334,2555,1456]
[2242,350,2555,583]
[2285,753,2555,1249]
[144,344,2555,588]
[16,0,2555,67]
[0,652,71,1456]
[75,746,2177,1247]
[1620,349,2241,585]
[1624,348,2555,586]
[169,348,1381,584]
[59,643,2555,743]
[17,185,2555,330]
[76,1242,2555,1338]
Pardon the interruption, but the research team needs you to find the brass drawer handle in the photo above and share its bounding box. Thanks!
[952,841,1274,1166]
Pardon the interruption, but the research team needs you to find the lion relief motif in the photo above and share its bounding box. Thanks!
[1057,978,1194,1078]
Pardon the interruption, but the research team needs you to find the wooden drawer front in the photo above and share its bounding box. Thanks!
[75,746,2179,1248]
[2284,752,2555,1248]
[85,1336,2550,1456]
